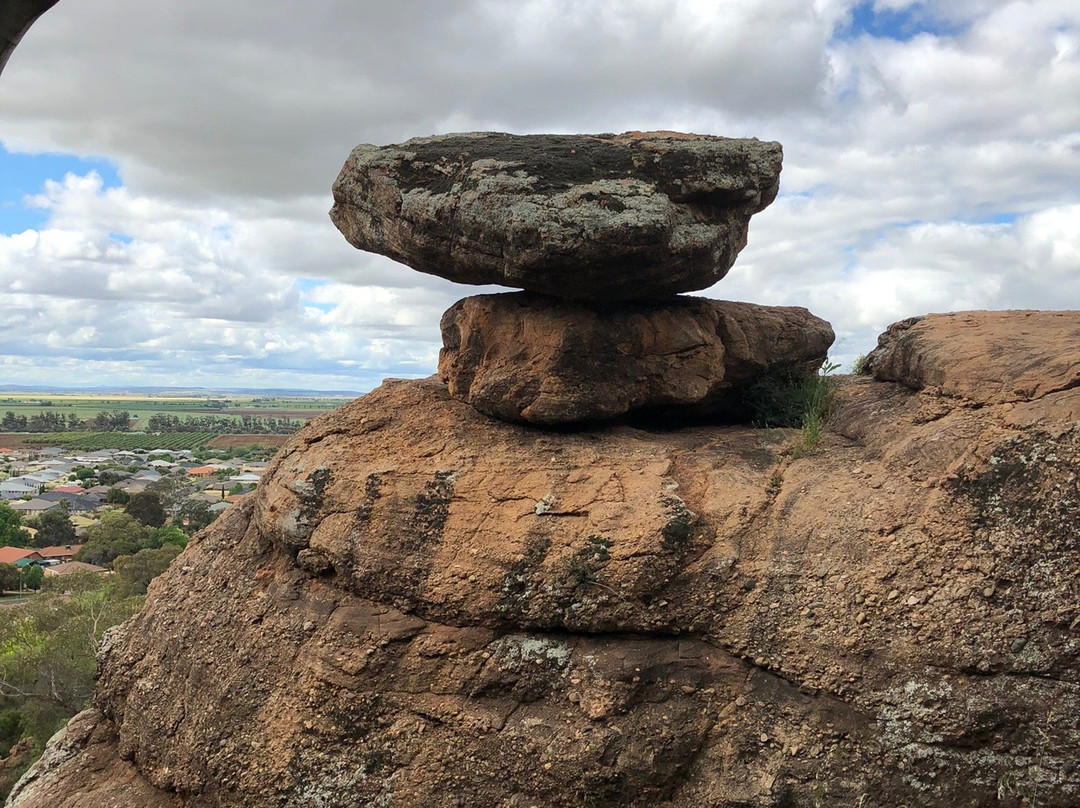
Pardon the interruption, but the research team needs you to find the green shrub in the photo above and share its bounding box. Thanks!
[746,360,839,430]
[790,360,839,457]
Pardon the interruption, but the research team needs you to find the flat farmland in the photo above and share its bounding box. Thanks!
[0,393,351,431]
[206,434,292,450]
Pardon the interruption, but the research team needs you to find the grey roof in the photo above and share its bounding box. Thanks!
[9,498,59,512]
[39,492,98,512]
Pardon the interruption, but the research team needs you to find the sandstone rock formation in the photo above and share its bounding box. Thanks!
[11,311,1080,808]
[439,293,834,424]
[330,131,782,300]
[865,309,1080,403]
[332,129,809,426]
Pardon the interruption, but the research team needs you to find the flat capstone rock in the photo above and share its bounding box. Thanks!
[331,131,782,301]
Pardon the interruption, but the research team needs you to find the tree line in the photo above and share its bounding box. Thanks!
[0,410,134,433]
[146,412,300,434]
[0,411,84,433]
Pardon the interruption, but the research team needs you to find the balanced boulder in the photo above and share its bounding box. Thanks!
[330,131,782,300]
[439,293,834,424]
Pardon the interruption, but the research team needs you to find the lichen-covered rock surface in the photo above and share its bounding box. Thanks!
[11,310,1080,808]
[329,131,782,300]
[439,293,834,424]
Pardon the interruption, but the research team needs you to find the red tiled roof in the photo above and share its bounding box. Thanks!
[37,544,82,559]
[186,466,217,476]
[0,547,42,564]
[52,485,85,494]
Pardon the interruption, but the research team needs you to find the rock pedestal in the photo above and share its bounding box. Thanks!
[439,294,834,424]
[330,129,830,426]
[13,319,1080,807]
[10,128,1080,807]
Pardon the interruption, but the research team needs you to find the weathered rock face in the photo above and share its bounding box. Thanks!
[866,309,1080,403]
[330,131,782,300]
[11,311,1080,808]
[438,293,834,424]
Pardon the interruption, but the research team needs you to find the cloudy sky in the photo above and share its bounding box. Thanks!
[1,0,1077,392]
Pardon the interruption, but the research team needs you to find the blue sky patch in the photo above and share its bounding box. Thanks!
[978,211,1019,225]
[835,2,964,42]
[0,143,122,235]
[296,277,334,311]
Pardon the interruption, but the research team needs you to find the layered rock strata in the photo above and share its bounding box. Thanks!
[330,131,783,300]
[11,311,1080,808]
[439,293,834,424]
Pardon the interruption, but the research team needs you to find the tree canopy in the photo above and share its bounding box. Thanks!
[28,508,74,548]
[177,499,215,534]
[0,504,31,548]
[104,487,130,505]
[0,564,21,595]
[111,544,182,597]
[0,572,142,797]
[75,511,155,567]
[20,565,42,592]
[124,491,166,528]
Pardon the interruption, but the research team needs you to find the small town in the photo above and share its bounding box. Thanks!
[0,443,270,585]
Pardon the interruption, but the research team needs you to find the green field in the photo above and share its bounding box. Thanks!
[0,393,351,432]
[22,432,219,450]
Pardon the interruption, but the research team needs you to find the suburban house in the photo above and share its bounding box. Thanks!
[38,460,75,474]
[44,561,107,577]
[22,472,63,486]
[0,479,38,500]
[0,547,44,566]
[37,544,83,564]
[9,498,59,518]
[40,491,101,512]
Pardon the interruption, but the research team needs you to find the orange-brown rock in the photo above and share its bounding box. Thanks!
[438,293,834,424]
[866,309,1080,403]
[10,311,1080,808]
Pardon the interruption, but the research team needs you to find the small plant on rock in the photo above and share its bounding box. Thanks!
[790,359,839,458]
[566,535,613,586]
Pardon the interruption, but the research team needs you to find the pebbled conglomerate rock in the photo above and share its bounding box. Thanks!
[438,293,834,424]
[11,311,1080,808]
[330,131,782,300]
